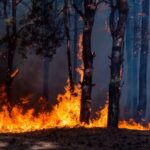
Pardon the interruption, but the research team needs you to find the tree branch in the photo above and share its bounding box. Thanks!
[72,3,84,18]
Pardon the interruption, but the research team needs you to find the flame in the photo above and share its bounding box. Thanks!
[0,33,149,133]
[1,83,150,133]
[76,33,84,82]
[119,120,150,131]
[10,69,19,79]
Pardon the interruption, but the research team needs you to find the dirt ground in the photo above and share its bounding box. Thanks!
[0,128,149,150]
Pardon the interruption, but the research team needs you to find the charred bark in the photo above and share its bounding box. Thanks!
[80,0,97,124]
[108,0,128,128]
[73,0,83,83]
[63,0,74,92]
[73,2,78,83]
[5,0,17,102]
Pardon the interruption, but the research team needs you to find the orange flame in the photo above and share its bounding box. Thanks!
[0,33,149,133]
[76,33,84,82]
[1,83,149,133]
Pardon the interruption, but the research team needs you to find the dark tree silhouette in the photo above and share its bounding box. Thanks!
[125,0,142,118]
[23,0,64,100]
[73,0,83,83]
[42,0,50,100]
[132,0,141,117]
[137,0,149,121]
[5,0,17,102]
[18,0,64,60]
[108,0,128,128]
[0,0,64,101]
[73,0,101,124]
[125,0,134,118]
[63,0,74,92]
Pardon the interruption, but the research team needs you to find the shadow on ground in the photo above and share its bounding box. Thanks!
[0,128,150,150]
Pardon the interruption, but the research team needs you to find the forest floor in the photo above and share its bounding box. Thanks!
[0,128,149,150]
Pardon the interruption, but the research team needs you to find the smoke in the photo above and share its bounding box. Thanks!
[12,46,67,106]
[92,4,111,112]
[1,1,150,122]
[9,3,111,110]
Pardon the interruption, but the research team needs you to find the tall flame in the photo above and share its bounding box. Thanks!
[0,34,149,133]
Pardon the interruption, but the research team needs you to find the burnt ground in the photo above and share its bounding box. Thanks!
[0,128,149,150]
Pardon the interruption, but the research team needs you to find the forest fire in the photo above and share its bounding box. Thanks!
[0,0,150,149]
[0,30,149,133]
[0,82,150,133]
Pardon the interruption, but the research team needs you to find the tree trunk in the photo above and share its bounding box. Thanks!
[80,0,96,124]
[42,0,49,100]
[132,0,141,117]
[54,0,57,16]
[73,0,83,83]
[73,4,78,83]
[6,0,16,102]
[137,0,149,121]
[64,0,74,92]
[125,0,134,118]
[43,57,49,100]
[108,0,128,128]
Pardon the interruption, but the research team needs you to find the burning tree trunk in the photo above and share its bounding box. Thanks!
[73,0,99,123]
[137,0,149,121]
[108,0,128,128]
[73,0,83,83]
[6,0,17,102]
[63,0,74,92]
[73,0,79,83]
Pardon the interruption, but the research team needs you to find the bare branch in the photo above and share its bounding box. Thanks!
[72,3,84,18]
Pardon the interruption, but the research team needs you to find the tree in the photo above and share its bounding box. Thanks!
[125,0,142,119]
[5,0,17,102]
[63,0,74,92]
[42,0,50,100]
[73,0,101,123]
[73,0,83,83]
[125,0,134,118]
[0,0,10,84]
[137,0,149,121]
[132,0,141,117]
[18,0,64,58]
[0,0,64,101]
[108,0,128,128]
[26,0,63,100]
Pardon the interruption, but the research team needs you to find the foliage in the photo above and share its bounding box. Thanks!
[18,0,64,60]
